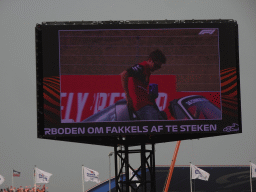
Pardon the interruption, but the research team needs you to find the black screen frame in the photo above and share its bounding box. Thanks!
[36,20,241,146]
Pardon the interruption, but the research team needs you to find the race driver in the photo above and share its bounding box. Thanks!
[120,49,166,120]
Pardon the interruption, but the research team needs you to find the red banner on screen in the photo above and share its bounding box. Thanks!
[60,75,220,123]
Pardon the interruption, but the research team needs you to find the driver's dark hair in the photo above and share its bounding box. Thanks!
[148,49,166,64]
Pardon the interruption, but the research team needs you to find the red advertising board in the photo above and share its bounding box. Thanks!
[60,75,220,123]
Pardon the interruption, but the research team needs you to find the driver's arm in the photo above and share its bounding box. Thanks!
[120,70,133,109]
[120,64,144,110]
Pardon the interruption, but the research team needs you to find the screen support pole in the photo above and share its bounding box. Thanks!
[114,139,156,192]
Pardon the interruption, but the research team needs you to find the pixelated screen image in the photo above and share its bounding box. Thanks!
[59,28,221,123]
[37,20,241,144]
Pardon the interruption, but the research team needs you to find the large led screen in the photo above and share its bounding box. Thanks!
[36,20,241,146]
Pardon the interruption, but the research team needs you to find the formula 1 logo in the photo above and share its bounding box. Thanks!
[223,123,239,132]
[198,29,215,35]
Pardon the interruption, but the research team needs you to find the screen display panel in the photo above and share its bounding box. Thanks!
[36,20,241,146]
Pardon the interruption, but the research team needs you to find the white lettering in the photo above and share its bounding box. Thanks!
[95,127,104,133]
[151,126,157,132]
[93,93,107,114]
[60,92,67,111]
[76,93,89,122]
[210,124,217,131]
[158,125,163,132]
[78,127,85,134]
[179,124,217,132]
[106,127,111,133]
[64,93,74,121]
[44,128,51,135]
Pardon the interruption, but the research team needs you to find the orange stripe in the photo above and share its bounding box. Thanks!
[221,82,237,93]
[45,83,60,93]
[43,93,60,106]
[226,90,237,97]
[43,77,60,85]
[222,98,237,105]
[44,78,60,85]
[43,76,59,81]
[221,71,236,81]
[220,67,235,75]
[221,75,237,86]
[43,85,60,99]
[222,95,237,99]
[46,82,60,90]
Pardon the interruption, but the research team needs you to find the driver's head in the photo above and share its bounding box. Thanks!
[147,49,166,72]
